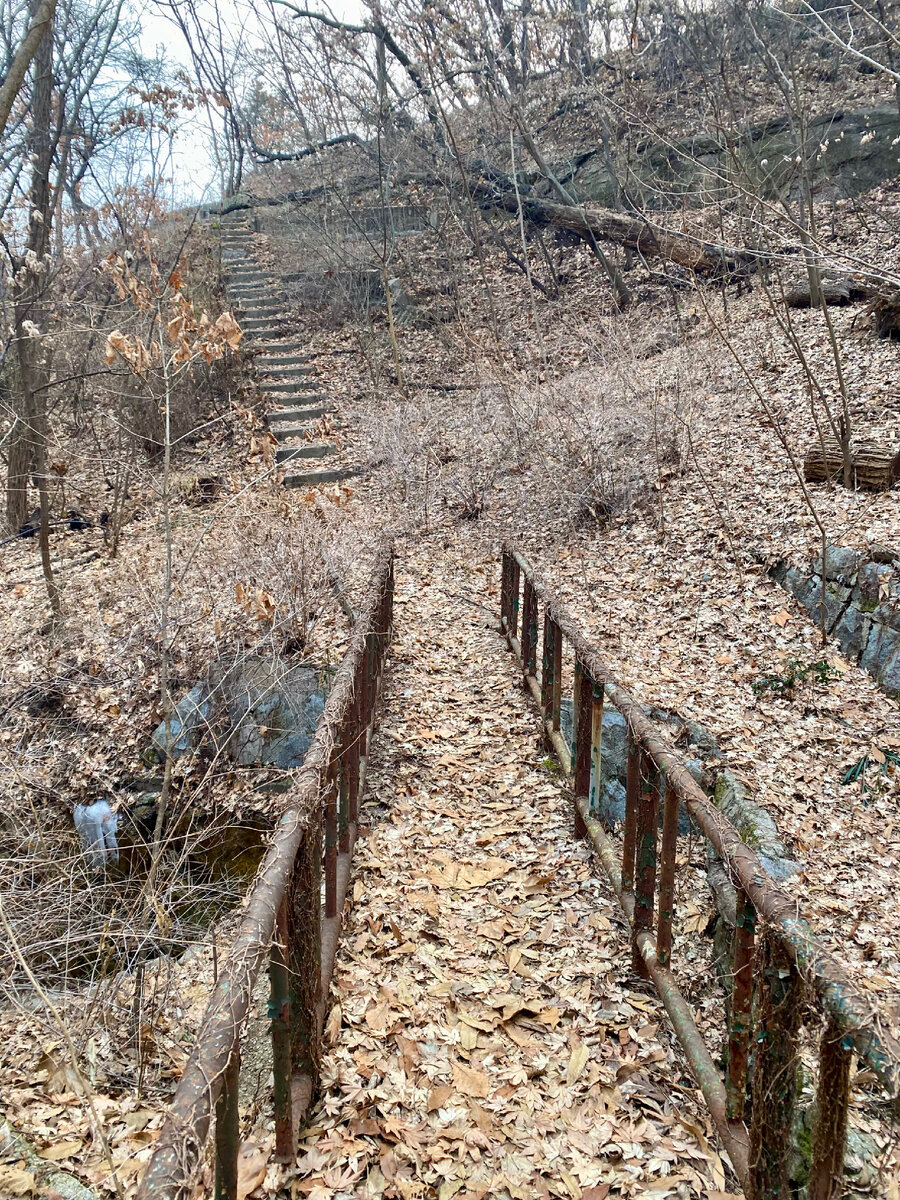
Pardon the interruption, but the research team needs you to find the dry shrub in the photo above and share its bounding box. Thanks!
[362,331,691,535]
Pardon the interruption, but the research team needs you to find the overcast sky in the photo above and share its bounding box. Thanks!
[139,0,367,204]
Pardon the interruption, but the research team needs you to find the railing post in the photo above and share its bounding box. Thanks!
[590,679,604,817]
[338,722,351,854]
[521,579,538,677]
[363,629,375,753]
[632,750,660,978]
[622,730,639,897]
[656,778,679,968]
[348,658,362,828]
[324,756,338,920]
[748,930,802,1200]
[551,619,562,732]
[288,823,322,1086]
[269,896,294,1160]
[573,660,591,839]
[510,558,520,638]
[541,611,554,714]
[500,552,511,630]
[727,889,756,1122]
[808,1016,852,1200]
[214,1044,240,1200]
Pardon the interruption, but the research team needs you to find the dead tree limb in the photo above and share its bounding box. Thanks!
[0,0,57,140]
[470,175,755,277]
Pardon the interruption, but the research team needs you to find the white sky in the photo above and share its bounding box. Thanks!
[138,0,367,205]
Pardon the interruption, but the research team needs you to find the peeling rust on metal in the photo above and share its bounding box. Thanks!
[138,540,394,1200]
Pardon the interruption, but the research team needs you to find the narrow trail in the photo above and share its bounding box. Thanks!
[294,535,728,1199]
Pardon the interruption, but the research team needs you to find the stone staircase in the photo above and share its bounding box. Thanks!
[219,219,359,488]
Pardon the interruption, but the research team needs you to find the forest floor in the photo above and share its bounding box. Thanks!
[284,533,738,1200]
[271,196,900,1009]
[3,181,900,1198]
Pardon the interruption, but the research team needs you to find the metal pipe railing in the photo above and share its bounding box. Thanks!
[137,541,394,1200]
[501,546,900,1199]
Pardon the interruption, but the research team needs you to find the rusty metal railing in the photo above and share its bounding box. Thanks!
[137,541,394,1200]
[501,546,900,1198]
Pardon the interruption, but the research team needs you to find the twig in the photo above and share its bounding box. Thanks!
[0,894,125,1200]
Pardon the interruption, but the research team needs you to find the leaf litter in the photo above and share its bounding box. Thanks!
[282,536,735,1200]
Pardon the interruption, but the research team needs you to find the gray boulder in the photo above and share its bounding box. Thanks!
[857,561,894,611]
[813,544,862,584]
[832,603,872,662]
[793,574,852,634]
[595,779,627,828]
[559,700,695,832]
[714,769,801,881]
[782,566,807,600]
[152,685,212,760]
[880,647,900,699]
[151,656,330,769]
[860,621,900,683]
[211,657,328,768]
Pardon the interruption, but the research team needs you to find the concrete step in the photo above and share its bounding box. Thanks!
[283,466,362,488]
[270,424,317,441]
[275,442,335,464]
[239,304,286,317]
[269,405,329,422]
[261,366,316,378]
[259,353,311,367]
[244,317,288,331]
[259,379,318,392]
[255,345,312,357]
[268,392,326,407]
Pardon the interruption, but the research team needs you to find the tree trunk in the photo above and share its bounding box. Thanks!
[7,0,55,613]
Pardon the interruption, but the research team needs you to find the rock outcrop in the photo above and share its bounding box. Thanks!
[152,655,331,770]
[771,543,900,698]
[567,106,900,210]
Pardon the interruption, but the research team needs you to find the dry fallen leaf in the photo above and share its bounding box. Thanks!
[236,1142,267,1200]
[566,1041,590,1085]
[38,1139,82,1161]
[426,857,515,890]
[0,1165,34,1197]
[427,1085,453,1112]
[451,1060,490,1098]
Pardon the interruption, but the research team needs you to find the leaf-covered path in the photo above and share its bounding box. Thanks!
[293,534,730,1199]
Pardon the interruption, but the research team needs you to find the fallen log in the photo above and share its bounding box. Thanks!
[804,436,900,491]
[787,273,878,309]
[469,177,755,277]
[866,289,900,338]
[784,275,874,308]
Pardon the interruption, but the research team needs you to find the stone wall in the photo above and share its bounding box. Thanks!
[771,544,900,698]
